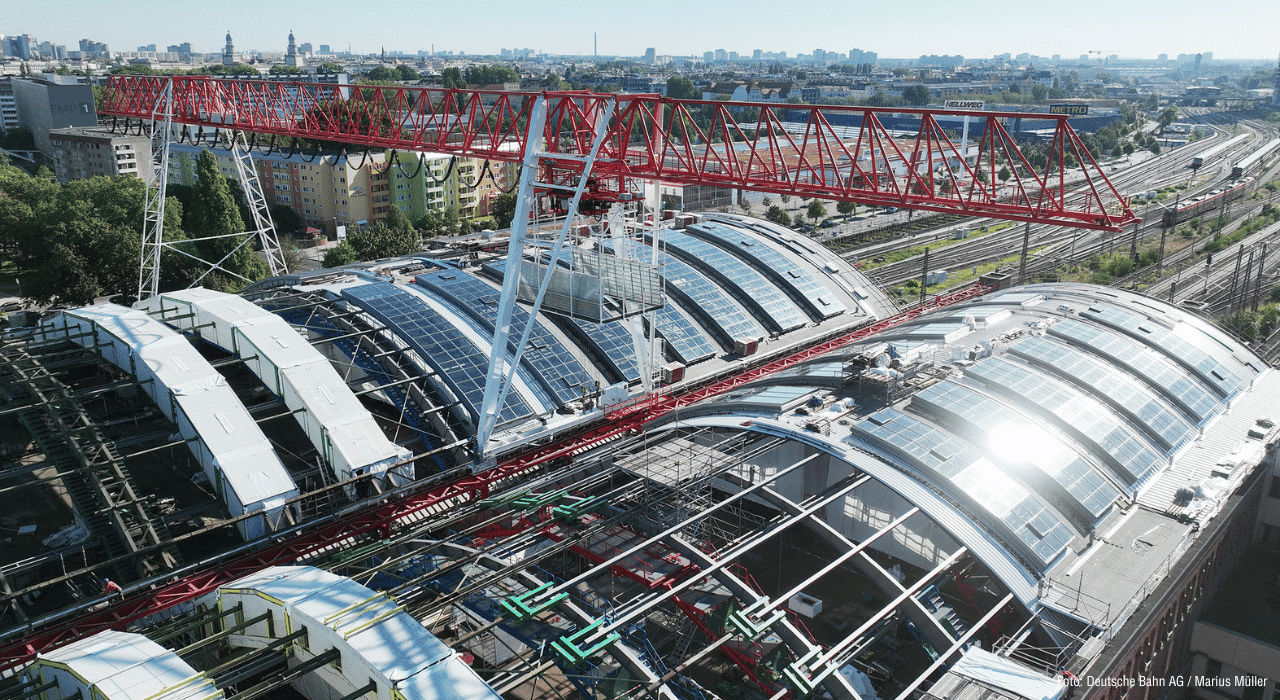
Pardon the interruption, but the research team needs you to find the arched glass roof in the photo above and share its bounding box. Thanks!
[664,283,1269,576]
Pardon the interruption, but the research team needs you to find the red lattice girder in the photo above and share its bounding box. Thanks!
[102,76,1137,231]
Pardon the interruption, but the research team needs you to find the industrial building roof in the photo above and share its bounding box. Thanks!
[6,206,1278,700]
[650,282,1274,657]
[246,214,896,456]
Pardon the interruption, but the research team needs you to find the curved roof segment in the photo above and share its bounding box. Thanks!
[662,283,1269,580]
[249,215,894,445]
[41,305,298,541]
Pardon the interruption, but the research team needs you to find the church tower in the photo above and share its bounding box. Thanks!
[285,30,303,68]
[222,31,235,65]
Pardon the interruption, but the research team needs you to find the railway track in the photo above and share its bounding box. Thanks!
[849,120,1279,293]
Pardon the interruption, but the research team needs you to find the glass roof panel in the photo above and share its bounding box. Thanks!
[1048,318,1221,423]
[854,408,1074,564]
[342,283,533,425]
[650,304,718,364]
[659,230,809,333]
[965,356,1165,486]
[655,253,765,343]
[914,381,1122,519]
[687,221,845,319]
[1079,304,1245,398]
[565,316,640,383]
[415,269,595,405]
[1010,335,1196,451]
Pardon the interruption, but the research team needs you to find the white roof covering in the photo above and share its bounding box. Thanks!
[138,289,412,483]
[946,648,1065,700]
[223,566,500,700]
[41,305,296,533]
[34,629,221,700]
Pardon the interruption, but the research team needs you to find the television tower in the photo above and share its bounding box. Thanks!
[594,32,597,57]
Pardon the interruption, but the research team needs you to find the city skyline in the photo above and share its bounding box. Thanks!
[3,0,1278,62]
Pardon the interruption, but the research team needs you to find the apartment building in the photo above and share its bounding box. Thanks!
[168,145,511,236]
[48,126,151,183]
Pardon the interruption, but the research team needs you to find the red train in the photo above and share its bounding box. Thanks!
[1161,177,1254,227]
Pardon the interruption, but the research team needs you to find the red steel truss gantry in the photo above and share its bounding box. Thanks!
[101,76,1138,231]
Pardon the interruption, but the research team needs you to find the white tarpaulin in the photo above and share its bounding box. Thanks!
[949,648,1066,700]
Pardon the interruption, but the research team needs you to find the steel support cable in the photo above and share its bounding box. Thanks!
[495,165,522,194]
[297,139,321,164]
[325,146,348,168]
[391,150,426,179]
[422,156,457,186]
[457,159,491,189]
[353,145,371,170]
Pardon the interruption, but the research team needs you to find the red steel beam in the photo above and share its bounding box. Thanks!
[101,75,1137,231]
[0,284,986,671]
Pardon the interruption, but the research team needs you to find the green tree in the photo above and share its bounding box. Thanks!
[190,149,266,288]
[901,84,931,106]
[1157,106,1178,132]
[318,62,342,73]
[836,200,856,217]
[321,241,358,268]
[464,65,519,86]
[415,207,460,238]
[542,72,569,90]
[490,192,519,229]
[346,223,418,261]
[382,205,414,238]
[666,76,697,100]
[997,165,1012,186]
[441,67,464,89]
[764,205,791,226]
[395,65,420,81]
[269,204,304,237]
[807,199,827,223]
[366,66,397,81]
[269,65,306,75]
[0,163,188,305]
[1031,84,1049,102]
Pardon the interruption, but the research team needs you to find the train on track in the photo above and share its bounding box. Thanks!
[1161,177,1254,227]
[1231,137,1280,178]
[1191,133,1249,169]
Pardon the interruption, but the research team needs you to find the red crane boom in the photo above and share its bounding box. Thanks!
[101,76,1138,230]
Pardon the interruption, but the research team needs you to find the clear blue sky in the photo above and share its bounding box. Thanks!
[6,0,1278,61]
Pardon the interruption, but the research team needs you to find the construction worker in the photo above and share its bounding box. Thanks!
[102,578,123,598]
